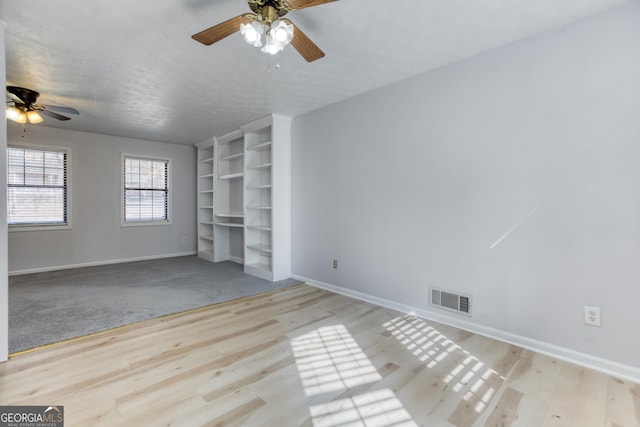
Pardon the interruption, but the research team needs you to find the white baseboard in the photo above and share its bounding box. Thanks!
[9,251,198,276]
[228,256,244,265]
[291,274,640,385]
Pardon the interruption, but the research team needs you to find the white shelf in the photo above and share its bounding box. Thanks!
[247,141,272,151]
[199,173,214,179]
[219,172,244,180]
[217,129,244,144]
[215,222,244,228]
[247,206,272,210]
[215,212,244,218]
[248,163,271,171]
[200,157,215,163]
[247,184,272,190]
[246,243,272,254]
[198,249,214,259]
[222,152,244,161]
[199,220,214,225]
[199,205,214,209]
[199,189,214,194]
[246,225,272,231]
[246,262,272,272]
[199,234,214,241]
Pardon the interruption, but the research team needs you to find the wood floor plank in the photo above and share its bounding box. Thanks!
[128,318,280,370]
[202,397,266,427]
[605,378,640,427]
[202,356,294,403]
[0,284,637,426]
[114,335,288,409]
[481,387,524,427]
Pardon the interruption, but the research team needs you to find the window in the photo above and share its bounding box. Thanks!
[122,155,170,225]
[7,146,70,229]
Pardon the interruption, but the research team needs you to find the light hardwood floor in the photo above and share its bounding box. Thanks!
[0,284,638,426]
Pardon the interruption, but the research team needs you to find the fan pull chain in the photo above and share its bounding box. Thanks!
[267,54,281,72]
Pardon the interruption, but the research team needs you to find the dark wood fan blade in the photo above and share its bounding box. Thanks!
[288,21,325,62]
[287,0,338,10]
[40,109,71,121]
[192,15,253,46]
[44,105,79,115]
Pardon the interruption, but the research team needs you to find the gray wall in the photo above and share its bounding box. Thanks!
[7,125,197,273]
[291,1,640,370]
[1,19,9,361]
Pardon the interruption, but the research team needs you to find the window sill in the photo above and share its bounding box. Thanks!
[9,224,72,232]
[121,220,172,228]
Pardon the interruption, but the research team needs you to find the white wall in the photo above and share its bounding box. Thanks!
[1,19,9,362]
[291,1,640,374]
[7,125,197,273]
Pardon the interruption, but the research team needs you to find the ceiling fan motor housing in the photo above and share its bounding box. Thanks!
[261,5,279,24]
[7,86,40,106]
[248,0,294,18]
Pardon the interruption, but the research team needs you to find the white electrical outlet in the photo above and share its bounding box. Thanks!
[584,305,601,327]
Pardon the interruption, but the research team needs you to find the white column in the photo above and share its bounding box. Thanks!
[0,18,9,362]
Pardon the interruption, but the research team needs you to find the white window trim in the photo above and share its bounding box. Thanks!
[120,153,172,227]
[8,143,72,232]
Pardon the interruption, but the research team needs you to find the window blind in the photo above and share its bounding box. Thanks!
[7,147,68,226]
[123,157,169,222]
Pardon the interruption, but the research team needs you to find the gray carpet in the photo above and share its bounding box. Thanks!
[9,256,300,353]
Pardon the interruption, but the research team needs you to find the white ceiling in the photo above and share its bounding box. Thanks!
[1,0,629,145]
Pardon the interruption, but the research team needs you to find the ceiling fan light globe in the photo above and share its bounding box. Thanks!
[241,21,265,47]
[260,43,277,55]
[27,110,43,124]
[6,106,27,124]
[271,20,293,44]
[261,34,283,55]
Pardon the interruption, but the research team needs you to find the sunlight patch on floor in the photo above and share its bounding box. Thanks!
[309,388,418,427]
[384,315,502,415]
[291,324,418,426]
[291,324,382,397]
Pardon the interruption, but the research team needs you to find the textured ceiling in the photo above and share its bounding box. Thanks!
[1,0,629,145]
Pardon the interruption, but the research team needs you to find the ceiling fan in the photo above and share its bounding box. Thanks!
[6,86,79,124]
[192,0,338,62]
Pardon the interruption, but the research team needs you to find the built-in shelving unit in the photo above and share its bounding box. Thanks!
[195,114,291,281]
[196,139,215,261]
[242,114,291,281]
[218,172,244,180]
[214,130,245,264]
